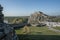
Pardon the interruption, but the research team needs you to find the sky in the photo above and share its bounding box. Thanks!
[0,0,60,16]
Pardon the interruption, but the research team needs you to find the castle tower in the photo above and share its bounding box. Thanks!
[0,4,4,23]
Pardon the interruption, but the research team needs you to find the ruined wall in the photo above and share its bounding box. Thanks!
[28,11,48,26]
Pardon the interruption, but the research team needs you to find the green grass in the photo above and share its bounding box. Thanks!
[29,27,60,35]
[17,34,60,40]
[53,27,60,30]
[15,26,60,40]
[15,26,60,35]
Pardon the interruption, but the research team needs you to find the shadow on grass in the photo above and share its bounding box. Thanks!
[17,34,60,40]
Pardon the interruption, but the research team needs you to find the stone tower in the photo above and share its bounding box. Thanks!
[0,4,18,40]
[0,4,4,23]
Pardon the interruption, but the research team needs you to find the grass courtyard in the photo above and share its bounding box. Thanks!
[53,27,60,30]
[15,26,60,40]
[15,26,60,35]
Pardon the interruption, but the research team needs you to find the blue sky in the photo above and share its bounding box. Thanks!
[0,0,60,16]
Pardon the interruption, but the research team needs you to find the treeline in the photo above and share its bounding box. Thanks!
[4,16,29,24]
[48,16,60,22]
